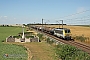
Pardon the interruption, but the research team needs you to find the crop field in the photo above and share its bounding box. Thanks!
[43,25,90,45]
[37,25,90,37]
[46,25,90,37]
[0,27,22,42]
[0,26,28,60]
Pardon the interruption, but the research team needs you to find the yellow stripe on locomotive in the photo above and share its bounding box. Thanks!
[63,29,71,40]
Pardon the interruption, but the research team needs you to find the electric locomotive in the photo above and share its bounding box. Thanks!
[54,28,71,40]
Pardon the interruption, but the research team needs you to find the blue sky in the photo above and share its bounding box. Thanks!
[0,0,90,25]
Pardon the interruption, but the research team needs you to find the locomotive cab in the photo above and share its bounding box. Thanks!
[63,29,71,40]
[54,28,71,40]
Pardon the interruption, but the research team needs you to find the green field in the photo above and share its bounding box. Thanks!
[0,27,23,42]
[0,27,27,60]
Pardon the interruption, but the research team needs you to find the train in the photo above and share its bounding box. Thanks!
[31,25,71,40]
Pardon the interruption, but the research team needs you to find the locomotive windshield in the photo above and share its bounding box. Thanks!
[65,29,70,33]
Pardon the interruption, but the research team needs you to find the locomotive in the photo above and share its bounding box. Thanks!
[53,28,71,40]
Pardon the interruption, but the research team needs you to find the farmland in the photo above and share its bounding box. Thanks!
[42,25,90,45]
[0,26,28,60]
[42,25,90,37]
[0,27,22,42]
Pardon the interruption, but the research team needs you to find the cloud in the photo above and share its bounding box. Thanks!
[4,16,7,18]
[77,7,86,13]
[14,18,16,19]
[0,16,2,19]
[4,16,8,20]
[0,16,7,18]
[0,16,2,17]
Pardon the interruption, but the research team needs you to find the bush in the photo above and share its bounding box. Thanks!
[2,40,5,42]
[37,33,44,41]
[26,36,34,38]
[72,35,89,42]
[46,38,50,43]
[55,44,90,60]
[46,38,54,44]
[13,36,22,38]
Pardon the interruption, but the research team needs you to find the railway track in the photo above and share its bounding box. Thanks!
[32,28,90,55]
[68,41,90,55]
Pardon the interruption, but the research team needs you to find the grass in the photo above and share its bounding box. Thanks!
[23,42,56,60]
[0,27,22,42]
[0,44,28,60]
[72,35,89,42]
[0,26,28,60]
[6,41,57,60]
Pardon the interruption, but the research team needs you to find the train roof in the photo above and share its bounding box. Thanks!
[55,28,70,30]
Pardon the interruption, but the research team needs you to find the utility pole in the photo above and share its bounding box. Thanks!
[62,20,63,28]
[45,22,46,27]
[42,18,43,32]
[60,20,63,28]
[56,21,60,28]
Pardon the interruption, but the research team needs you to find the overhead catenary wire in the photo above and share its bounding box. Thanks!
[60,9,90,19]
[60,9,90,25]
[65,15,90,21]
[42,9,90,25]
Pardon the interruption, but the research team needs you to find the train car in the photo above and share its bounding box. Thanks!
[44,27,55,34]
[44,27,51,32]
[38,26,45,31]
[54,28,71,40]
[49,27,55,34]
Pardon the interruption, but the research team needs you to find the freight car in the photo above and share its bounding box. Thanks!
[44,27,55,33]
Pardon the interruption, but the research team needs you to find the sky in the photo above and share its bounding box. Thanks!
[0,0,90,25]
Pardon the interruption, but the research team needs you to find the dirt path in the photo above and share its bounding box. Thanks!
[23,42,56,60]
[8,42,56,60]
[24,46,32,60]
